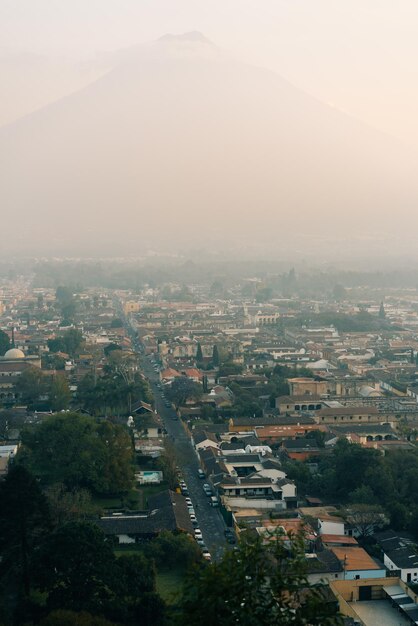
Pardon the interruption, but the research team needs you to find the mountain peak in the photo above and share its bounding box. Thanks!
[158,32,213,46]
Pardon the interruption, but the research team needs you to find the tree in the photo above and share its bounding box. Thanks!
[45,484,92,526]
[47,337,66,354]
[342,504,385,538]
[104,343,122,357]
[212,344,220,367]
[62,328,83,356]
[200,404,217,422]
[21,413,134,494]
[77,369,151,416]
[0,329,10,356]
[329,439,381,500]
[33,523,162,624]
[145,530,202,570]
[178,530,342,626]
[166,377,203,409]
[61,302,77,323]
[306,429,326,448]
[110,318,123,328]
[16,367,48,406]
[0,466,50,596]
[33,522,117,613]
[55,286,74,307]
[348,485,376,505]
[156,440,178,490]
[49,375,71,411]
[218,362,243,377]
[196,342,203,363]
[48,328,83,356]
[379,301,386,319]
[94,420,134,494]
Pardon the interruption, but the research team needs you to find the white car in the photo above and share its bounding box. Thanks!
[194,529,203,539]
[190,514,197,522]
[202,550,211,561]
[185,498,192,506]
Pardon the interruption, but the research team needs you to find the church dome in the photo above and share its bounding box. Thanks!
[4,348,25,359]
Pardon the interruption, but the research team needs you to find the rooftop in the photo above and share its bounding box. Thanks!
[332,546,381,571]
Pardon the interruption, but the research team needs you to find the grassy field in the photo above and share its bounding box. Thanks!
[114,545,143,558]
[156,569,185,605]
[137,481,169,507]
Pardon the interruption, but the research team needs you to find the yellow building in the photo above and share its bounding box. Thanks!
[123,301,140,314]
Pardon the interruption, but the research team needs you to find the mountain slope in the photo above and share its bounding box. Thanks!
[1,33,416,255]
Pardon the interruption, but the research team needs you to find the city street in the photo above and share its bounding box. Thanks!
[125,320,228,561]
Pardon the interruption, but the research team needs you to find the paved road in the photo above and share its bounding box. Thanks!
[123,316,228,560]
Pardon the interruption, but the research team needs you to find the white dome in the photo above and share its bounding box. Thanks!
[4,348,25,359]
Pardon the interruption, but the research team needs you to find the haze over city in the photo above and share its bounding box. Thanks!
[5,5,418,625]
[1,0,418,262]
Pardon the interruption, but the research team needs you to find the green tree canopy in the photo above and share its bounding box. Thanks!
[0,329,10,356]
[217,362,243,377]
[32,523,162,624]
[48,328,83,357]
[178,530,342,626]
[49,376,71,411]
[21,413,134,494]
[212,344,220,367]
[77,370,151,416]
[33,522,117,613]
[166,377,203,409]
[0,465,50,596]
[145,530,202,570]
[16,367,48,407]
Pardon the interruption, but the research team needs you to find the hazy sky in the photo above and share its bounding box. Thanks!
[2,0,418,142]
[2,1,418,260]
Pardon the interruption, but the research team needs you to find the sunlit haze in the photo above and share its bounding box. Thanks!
[1,0,418,263]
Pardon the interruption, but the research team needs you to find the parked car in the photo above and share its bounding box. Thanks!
[203,484,212,496]
[192,519,199,528]
[224,529,236,544]
[188,508,195,516]
[197,469,205,479]
[194,529,203,539]
[190,514,197,523]
[209,496,219,507]
[202,550,211,561]
[185,498,192,506]
[196,537,205,546]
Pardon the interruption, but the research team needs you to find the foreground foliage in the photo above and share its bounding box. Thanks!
[177,531,343,626]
